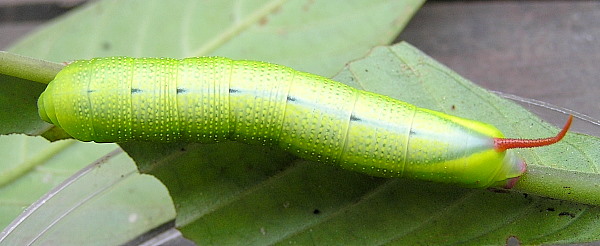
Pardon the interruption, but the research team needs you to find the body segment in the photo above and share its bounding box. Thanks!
[38,57,566,188]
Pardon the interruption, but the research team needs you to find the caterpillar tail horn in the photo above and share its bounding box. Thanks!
[493,115,573,189]
[494,115,573,152]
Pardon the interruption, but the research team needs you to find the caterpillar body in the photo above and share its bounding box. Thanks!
[37,57,572,188]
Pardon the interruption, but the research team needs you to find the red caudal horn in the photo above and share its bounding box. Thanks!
[494,115,573,152]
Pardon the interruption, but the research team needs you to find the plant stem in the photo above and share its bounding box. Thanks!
[0,51,64,84]
[516,164,600,206]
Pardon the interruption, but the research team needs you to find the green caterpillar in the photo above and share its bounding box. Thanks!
[37,57,572,189]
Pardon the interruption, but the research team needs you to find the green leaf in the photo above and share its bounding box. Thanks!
[10,0,421,77]
[0,75,48,135]
[124,42,600,245]
[0,141,175,245]
[1,0,421,244]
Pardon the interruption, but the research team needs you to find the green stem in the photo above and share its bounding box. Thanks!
[515,164,600,206]
[0,51,64,84]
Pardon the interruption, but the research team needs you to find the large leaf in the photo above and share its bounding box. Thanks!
[10,0,420,76]
[0,75,48,135]
[0,0,421,244]
[0,144,174,245]
[123,42,600,245]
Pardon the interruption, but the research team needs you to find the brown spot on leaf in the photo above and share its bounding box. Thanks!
[259,16,268,25]
[303,0,315,11]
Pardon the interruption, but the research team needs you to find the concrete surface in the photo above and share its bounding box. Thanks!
[399,1,600,132]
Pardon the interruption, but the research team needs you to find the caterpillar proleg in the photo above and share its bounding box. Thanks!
[37,57,572,188]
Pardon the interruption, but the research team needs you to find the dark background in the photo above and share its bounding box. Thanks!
[399,1,600,136]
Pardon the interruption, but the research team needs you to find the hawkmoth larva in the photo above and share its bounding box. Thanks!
[37,57,572,188]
